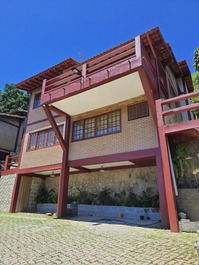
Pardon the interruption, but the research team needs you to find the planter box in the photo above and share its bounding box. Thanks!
[78,205,160,221]
[37,203,160,221]
[37,203,77,216]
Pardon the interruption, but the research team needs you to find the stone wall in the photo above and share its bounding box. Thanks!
[177,188,199,221]
[45,167,157,197]
[0,174,16,212]
[28,177,44,212]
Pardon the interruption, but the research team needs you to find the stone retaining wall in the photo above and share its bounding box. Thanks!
[0,174,16,212]
[177,188,199,221]
[45,167,157,197]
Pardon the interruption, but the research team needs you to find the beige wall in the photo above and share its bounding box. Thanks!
[20,95,158,168]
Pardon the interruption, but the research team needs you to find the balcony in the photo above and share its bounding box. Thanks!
[156,91,199,142]
[41,34,162,118]
[1,155,19,171]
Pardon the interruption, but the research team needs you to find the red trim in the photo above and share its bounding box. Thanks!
[49,105,70,118]
[138,67,157,123]
[72,109,121,142]
[161,91,199,105]
[9,174,21,213]
[165,120,199,135]
[26,124,64,152]
[56,116,71,217]
[156,99,179,232]
[26,114,60,128]
[0,163,62,176]
[68,148,157,167]
[43,105,66,151]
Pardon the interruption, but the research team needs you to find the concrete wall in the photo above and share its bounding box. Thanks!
[0,174,16,212]
[45,167,157,197]
[177,189,199,221]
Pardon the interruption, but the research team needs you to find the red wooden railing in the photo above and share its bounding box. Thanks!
[156,91,199,133]
[1,155,19,171]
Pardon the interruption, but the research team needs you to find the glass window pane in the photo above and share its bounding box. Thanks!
[54,125,64,144]
[37,131,46,149]
[108,111,121,133]
[33,93,41,108]
[96,114,108,136]
[28,133,37,150]
[46,130,55,146]
[84,118,95,138]
[72,121,84,141]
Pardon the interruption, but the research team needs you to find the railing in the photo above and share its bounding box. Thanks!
[1,155,19,171]
[156,91,199,134]
[41,39,138,104]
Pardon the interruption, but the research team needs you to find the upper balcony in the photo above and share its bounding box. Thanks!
[40,30,166,119]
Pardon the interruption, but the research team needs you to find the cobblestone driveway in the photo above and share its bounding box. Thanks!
[0,213,198,265]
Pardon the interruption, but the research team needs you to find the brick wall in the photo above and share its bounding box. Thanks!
[0,174,16,212]
[20,95,158,168]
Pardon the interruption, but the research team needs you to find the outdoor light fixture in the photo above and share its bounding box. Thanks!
[50,171,55,178]
[71,67,82,75]
[100,166,105,173]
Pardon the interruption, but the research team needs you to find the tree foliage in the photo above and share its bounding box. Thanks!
[192,48,199,118]
[0,84,29,113]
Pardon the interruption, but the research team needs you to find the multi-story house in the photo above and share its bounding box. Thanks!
[0,27,198,232]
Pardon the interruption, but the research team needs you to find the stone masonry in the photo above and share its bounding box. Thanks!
[0,174,16,212]
[45,167,158,197]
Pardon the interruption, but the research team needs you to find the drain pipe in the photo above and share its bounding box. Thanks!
[167,139,178,196]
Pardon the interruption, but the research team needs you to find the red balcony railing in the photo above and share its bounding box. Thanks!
[156,91,199,134]
[41,39,140,104]
[1,155,19,171]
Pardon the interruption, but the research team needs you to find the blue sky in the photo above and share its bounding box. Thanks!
[0,0,198,90]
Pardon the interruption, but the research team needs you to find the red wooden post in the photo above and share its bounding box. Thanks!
[4,155,10,170]
[10,174,21,213]
[155,149,169,228]
[156,99,179,232]
[56,116,71,217]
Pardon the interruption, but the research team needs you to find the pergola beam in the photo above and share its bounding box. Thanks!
[43,104,67,151]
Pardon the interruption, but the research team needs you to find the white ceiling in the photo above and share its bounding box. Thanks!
[51,72,144,115]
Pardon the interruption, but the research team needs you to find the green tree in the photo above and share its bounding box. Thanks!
[0,84,29,113]
[192,48,199,118]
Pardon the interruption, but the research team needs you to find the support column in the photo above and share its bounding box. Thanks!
[10,174,21,213]
[155,150,169,228]
[56,116,71,217]
[156,100,179,232]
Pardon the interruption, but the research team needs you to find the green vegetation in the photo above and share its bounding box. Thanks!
[0,84,29,113]
[192,47,199,118]
[36,187,159,208]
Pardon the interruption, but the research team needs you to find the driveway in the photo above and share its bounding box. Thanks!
[0,213,198,264]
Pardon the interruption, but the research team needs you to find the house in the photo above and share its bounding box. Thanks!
[0,110,27,169]
[0,27,198,232]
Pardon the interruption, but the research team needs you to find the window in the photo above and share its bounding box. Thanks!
[72,110,121,141]
[33,93,41,108]
[128,102,149,120]
[27,125,64,151]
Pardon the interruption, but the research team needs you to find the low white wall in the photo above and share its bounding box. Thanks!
[37,203,160,221]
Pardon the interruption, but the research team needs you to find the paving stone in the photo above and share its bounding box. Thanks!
[0,213,198,264]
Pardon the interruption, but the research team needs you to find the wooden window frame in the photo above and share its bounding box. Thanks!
[27,124,64,151]
[128,101,149,121]
[72,109,121,142]
[33,93,41,109]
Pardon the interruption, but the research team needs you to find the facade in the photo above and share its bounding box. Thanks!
[0,27,198,232]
